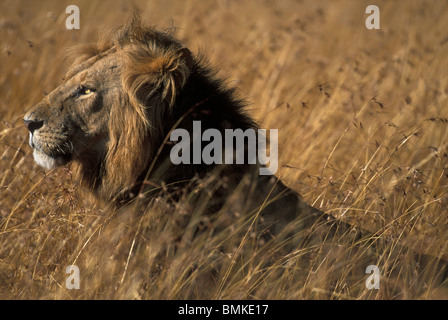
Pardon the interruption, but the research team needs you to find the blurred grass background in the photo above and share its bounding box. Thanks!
[1,0,448,299]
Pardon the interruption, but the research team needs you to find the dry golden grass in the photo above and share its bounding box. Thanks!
[1,0,448,299]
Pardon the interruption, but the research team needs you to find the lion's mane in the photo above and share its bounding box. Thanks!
[65,17,256,204]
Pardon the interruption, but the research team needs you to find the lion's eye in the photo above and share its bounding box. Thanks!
[75,86,95,98]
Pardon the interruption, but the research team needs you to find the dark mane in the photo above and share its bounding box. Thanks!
[65,17,258,204]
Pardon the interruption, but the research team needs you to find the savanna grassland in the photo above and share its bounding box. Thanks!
[1,0,448,299]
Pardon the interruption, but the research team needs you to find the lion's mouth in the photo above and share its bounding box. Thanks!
[32,148,72,170]
[29,134,73,169]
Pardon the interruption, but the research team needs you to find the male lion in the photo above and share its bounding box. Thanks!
[23,18,331,237]
[23,18,447,296]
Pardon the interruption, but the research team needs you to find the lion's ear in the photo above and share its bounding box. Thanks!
[123,46,194,108]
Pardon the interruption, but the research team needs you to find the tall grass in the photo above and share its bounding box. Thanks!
[1,0,448,299]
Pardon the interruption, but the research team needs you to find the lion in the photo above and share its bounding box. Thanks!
[23,17,448,295]
[23,17,330,235]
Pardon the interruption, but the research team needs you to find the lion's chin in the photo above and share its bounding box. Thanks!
[33,149,71,170]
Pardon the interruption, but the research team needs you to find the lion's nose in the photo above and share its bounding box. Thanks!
[23,119,44,133]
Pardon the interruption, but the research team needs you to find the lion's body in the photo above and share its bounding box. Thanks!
[23,17,329,238]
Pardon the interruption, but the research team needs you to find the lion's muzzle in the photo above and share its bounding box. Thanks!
[23,115,73,170]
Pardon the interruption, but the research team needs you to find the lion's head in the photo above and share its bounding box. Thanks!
[24,17,255,204]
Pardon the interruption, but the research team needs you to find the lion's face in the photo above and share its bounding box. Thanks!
[24,53,121,170]
[23,23,193,201]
